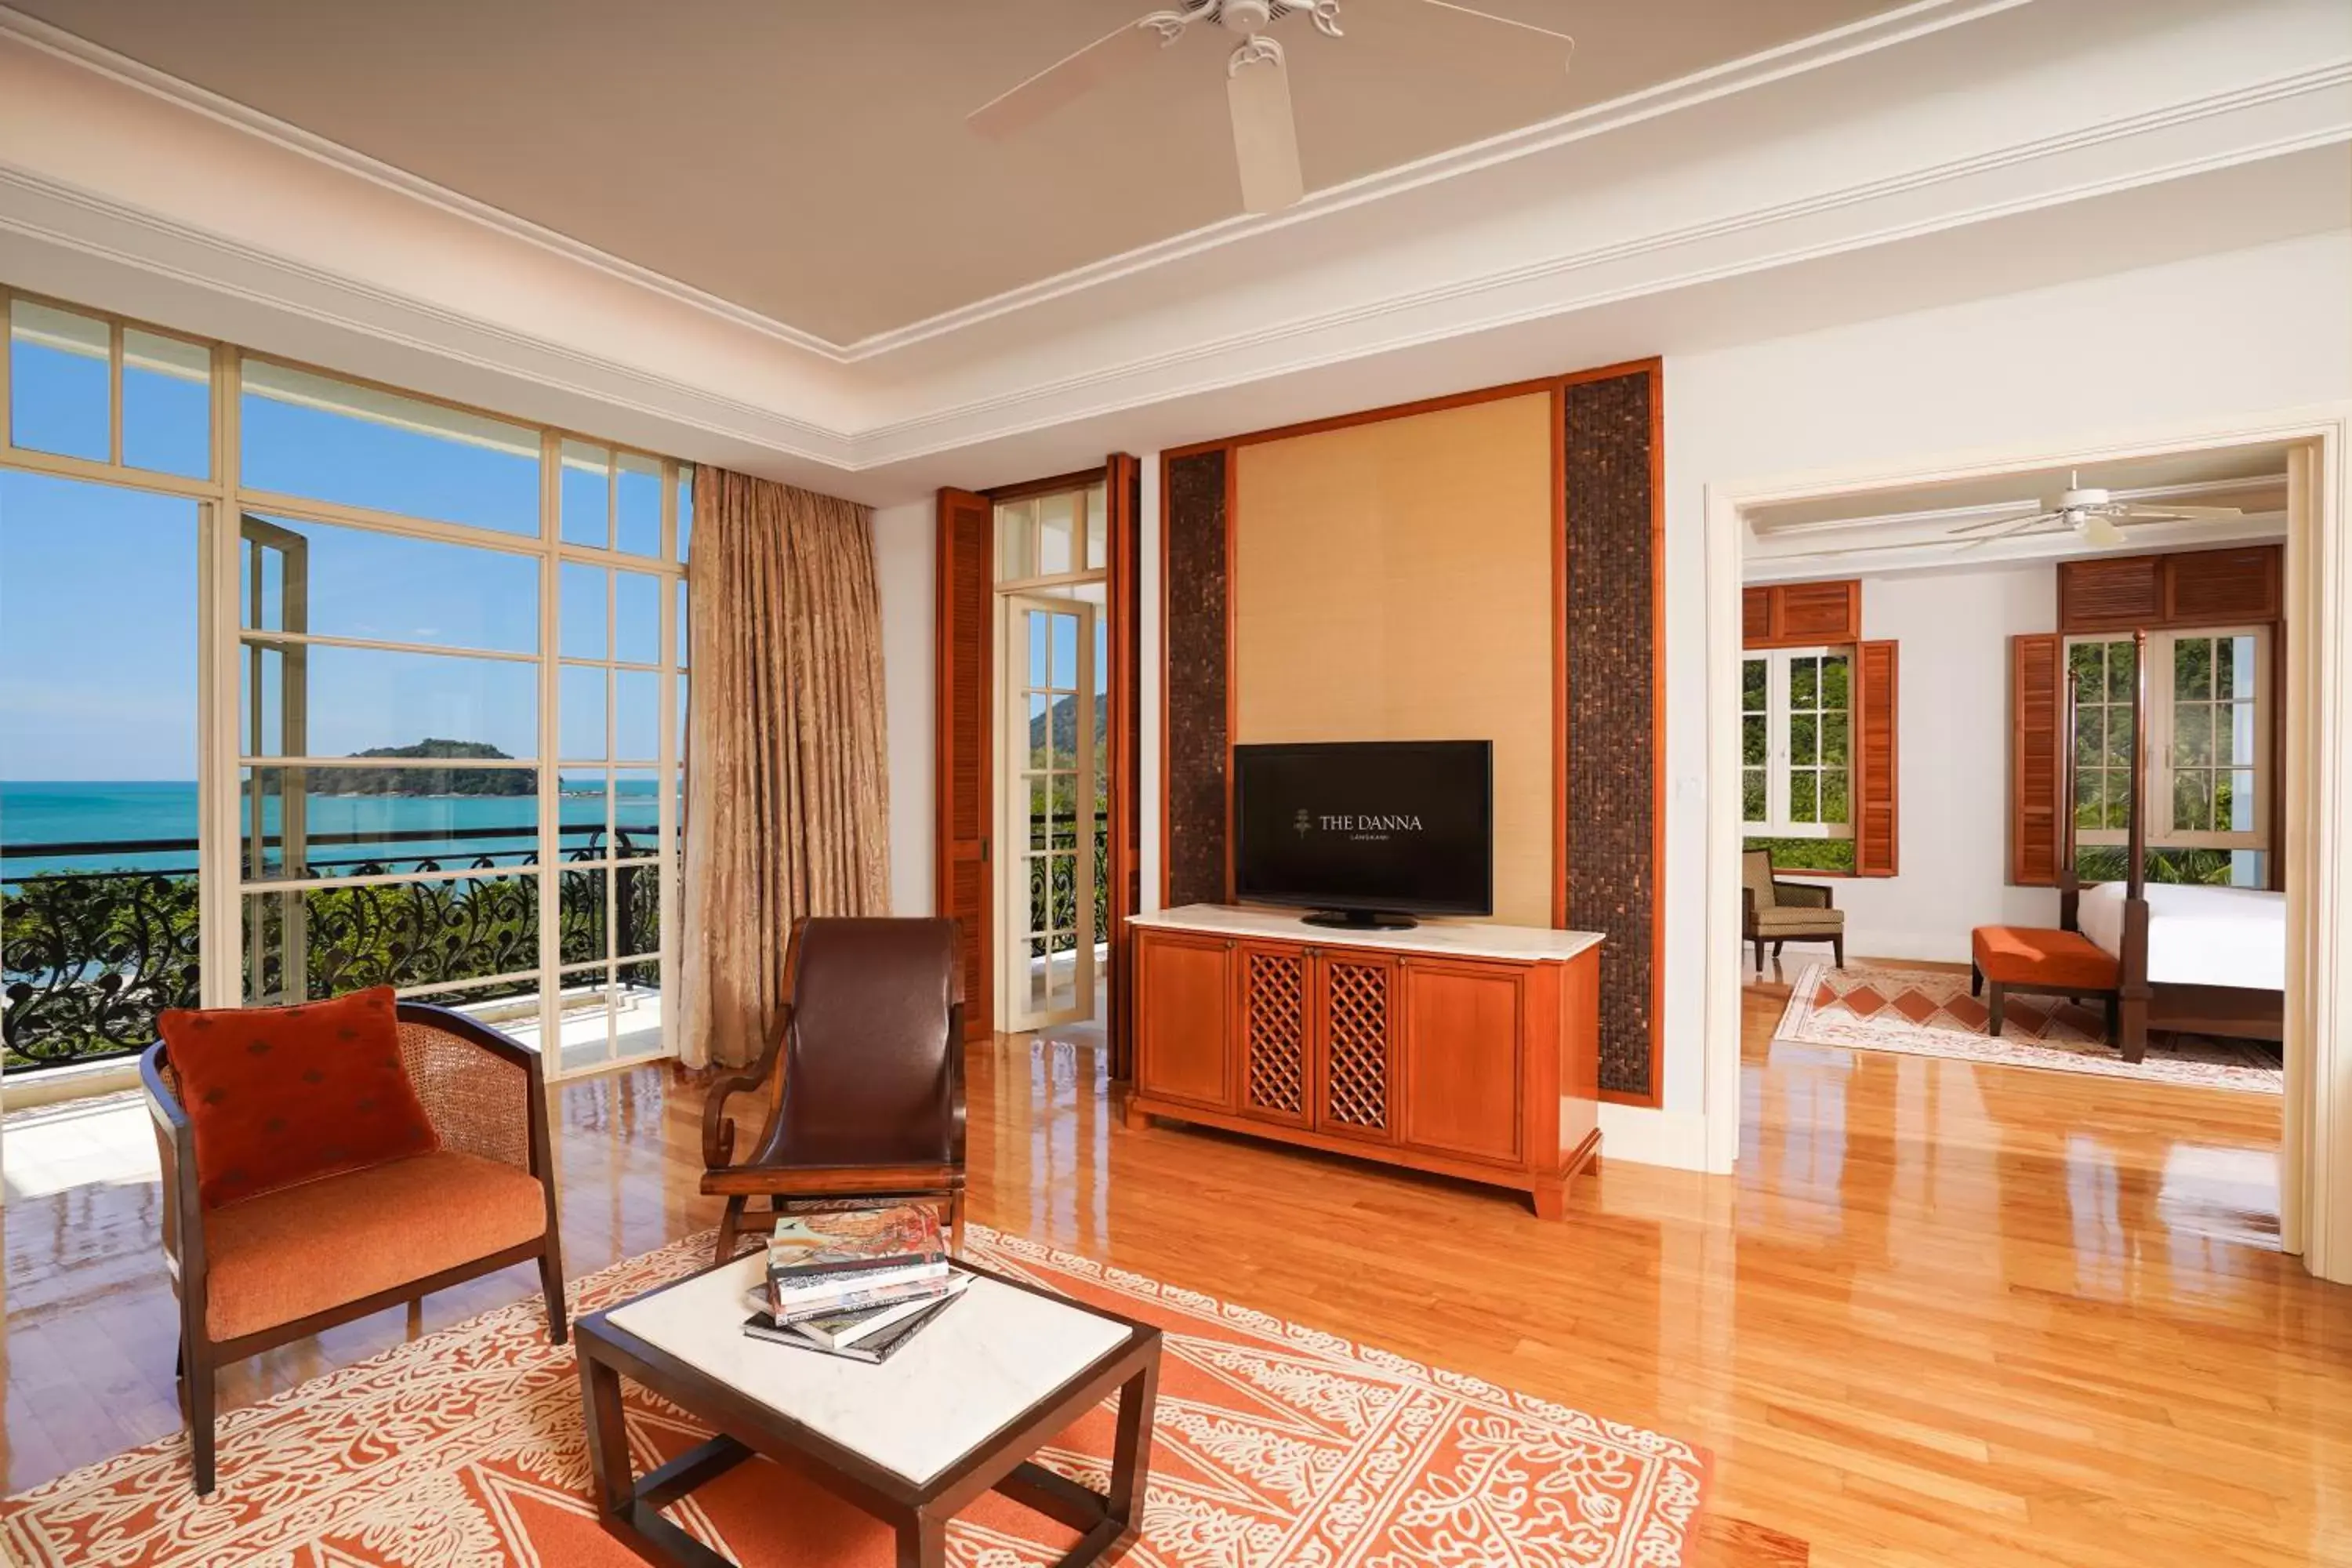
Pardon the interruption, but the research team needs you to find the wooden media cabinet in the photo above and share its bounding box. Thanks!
[1126,906,1605,1218]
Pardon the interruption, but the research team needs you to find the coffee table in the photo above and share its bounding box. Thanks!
[575,1251,1161,1568]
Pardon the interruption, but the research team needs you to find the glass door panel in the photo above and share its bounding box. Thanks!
[1004,595,1096,1033]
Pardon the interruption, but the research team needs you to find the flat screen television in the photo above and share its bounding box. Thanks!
[1232,740,1494,929]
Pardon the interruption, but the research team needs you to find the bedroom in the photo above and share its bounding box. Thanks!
[1737,448,2295,1192]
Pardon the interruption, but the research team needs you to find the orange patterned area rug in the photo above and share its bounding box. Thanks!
[1775,962,2282,1093]
[2,1225,1708,1567]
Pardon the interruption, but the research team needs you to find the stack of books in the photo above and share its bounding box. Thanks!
[739,1204,966,1363]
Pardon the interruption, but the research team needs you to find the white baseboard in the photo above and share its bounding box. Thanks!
[1597,1102,1717,1172]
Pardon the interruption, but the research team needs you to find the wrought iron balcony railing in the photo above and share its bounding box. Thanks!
[2,823,666,1074]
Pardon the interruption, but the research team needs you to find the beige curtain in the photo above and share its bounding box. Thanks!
[678,470,891,1070]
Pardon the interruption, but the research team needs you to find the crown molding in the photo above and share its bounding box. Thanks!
[853,64,2352,464]
[0,163,858,464]
[0,0,2027,362]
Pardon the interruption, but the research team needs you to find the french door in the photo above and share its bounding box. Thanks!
[1002,594,1098,1033]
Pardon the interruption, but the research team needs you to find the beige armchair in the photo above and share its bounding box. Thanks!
[1742,847,1845,973]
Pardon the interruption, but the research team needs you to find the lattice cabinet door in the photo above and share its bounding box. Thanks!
[1236,943,1312,1127]
[1314,951,1397,1143]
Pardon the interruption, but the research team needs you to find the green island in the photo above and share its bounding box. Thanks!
[314,739,535,797]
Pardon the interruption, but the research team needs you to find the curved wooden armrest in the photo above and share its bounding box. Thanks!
[701,1012,788,1171]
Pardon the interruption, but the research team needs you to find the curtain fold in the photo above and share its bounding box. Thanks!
[678,470,891,1070]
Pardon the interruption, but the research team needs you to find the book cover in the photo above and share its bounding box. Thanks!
[740,1289,963,1364]
[746,1273,955,1326]
[797,1275,971,1349]
[765,1205,946,1280]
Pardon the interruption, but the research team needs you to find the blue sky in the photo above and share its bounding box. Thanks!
[2,332,681,780]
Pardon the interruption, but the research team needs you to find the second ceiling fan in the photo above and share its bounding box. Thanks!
[968,0,1576,215]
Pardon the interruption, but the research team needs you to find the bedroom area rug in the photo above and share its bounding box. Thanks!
[1774,962,2283,1093]
[0,1225,1707,1568]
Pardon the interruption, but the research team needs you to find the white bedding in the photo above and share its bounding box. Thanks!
[2076,880,2285,992]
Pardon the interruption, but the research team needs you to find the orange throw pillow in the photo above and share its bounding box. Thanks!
[160,987,440,1208]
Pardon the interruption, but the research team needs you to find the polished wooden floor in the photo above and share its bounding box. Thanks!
[5,970,2348,1565]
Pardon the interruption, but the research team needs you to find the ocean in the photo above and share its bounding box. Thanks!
[1,779,664,880]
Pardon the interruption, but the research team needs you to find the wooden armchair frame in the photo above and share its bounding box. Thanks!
[700,918,968,1267]
[144,1001,564,1495]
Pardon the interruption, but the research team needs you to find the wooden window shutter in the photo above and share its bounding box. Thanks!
[1853,640,1898,877]
[935,488,993,1040]
[2009,633,2062,887]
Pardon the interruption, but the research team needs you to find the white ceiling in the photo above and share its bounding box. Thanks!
[3,0,1899,343]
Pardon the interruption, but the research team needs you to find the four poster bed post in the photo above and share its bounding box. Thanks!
[2056,627,2286,1064]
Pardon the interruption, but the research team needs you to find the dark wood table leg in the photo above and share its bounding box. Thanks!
[1106,1359,1159,1535]
[579,1348,635,1524]
[897,1510,946,1568]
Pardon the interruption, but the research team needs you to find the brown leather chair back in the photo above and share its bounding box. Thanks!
[749,917,964,1171]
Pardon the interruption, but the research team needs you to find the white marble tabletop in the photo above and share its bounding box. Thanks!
[603,1255,1133,1485]
[1130,903,1605,963]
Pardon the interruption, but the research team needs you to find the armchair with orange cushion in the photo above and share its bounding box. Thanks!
[143,987,564,1495]
[700,916,967,1268]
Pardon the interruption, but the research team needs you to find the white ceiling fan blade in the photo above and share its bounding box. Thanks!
[1413,0,1577,67]
[1228,37,1304,213]
[2118,503,2244,520]
[969,16,1173,139]
[2080,514,2128,548]
[1947,510,2059,536]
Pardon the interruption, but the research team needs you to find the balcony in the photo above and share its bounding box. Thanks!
[2,822,662,1074]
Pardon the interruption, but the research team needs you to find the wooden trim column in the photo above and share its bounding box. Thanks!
[1104,453,1144,1079]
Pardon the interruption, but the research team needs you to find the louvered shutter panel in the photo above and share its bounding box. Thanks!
[1853,640,1899,877]
[935,488,993,1040]
[2009,633,2062,887]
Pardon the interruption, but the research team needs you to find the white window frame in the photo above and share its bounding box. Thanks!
[1,285,691,1081]
[2066,626,2271,855]
[1740,644,1856,841]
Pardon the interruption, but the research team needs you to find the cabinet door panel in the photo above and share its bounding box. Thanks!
[1238,943,1311,1127]
[1316,952,1396,1143]
[1135,935,1232,1110]
[1400,962,1523,1165]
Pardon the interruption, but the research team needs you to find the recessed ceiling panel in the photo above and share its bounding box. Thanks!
[14,0,1900,342]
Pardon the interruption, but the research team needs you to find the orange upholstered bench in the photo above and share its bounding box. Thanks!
[1969,925,2120,1039]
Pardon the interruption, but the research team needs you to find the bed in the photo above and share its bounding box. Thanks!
[2056,629,2285,1062]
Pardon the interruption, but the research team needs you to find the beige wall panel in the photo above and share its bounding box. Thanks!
[1234,394,1555,926]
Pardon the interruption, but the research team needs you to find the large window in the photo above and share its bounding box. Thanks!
[0,289,691,1077]
[2067,629,2268,887]
[1742,644,1854,873]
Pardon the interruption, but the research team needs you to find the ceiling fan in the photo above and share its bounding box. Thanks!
[967,0,1576,215]
[1949,472,2245,550]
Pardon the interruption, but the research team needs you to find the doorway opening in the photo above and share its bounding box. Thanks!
[993,480,1109,1045]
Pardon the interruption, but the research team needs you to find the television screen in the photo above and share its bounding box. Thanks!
[1233,741,1494,919]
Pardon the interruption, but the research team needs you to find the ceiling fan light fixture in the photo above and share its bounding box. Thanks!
[2078,513,2126,549]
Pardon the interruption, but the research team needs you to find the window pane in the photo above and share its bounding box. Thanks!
[613,861,660,959]
[122,330,211,477]
[614,670,659,760]
[616,452,661,557]
[1037,492,1074,575]
[561,665,608,760]
[1788,657,1817,710]
[9,300,109,461]
[676,466,694,562]
[2173,770,2212,833]
[1085,483,1108,571]
[240,764,539,881]
[615,960,665,1061]
[242,872,539,1004]
[2069,641,2103,699]
[561,562,608,660]
[1051,613,1077,690]
[999,500,1034,580]
[612,768,660,856]
[241,361,539,535]
[1742,715,1766,767]
[1821,712,1848,767]
[1742,768,1766,822]
[240,514,538,654]
[2227,768,2256,832]
[2074,708,2103,769]
[2173,705,2212,768]
[615,571,661,664]
[1791,770,1818,822]
[241,644,537,759]
[676,577,690,669]
[1742,658,1767,710]
[1820,768,1849,825]
[1819,655,1849,710]
[560,866,609,964]
[2103,641,2136,704]
[2227,636,2256,701]
[557,771,608,859]
[2102,710,2134,770]
[561,439,612,547]
[1790,713,1817,764]
[2075,768,2102,829]
[2174,638,2212,702]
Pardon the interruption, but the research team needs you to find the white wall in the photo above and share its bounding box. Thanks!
[873,501,933,916]
[1823,561,2062,960]
[1662,229,2352,1121]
